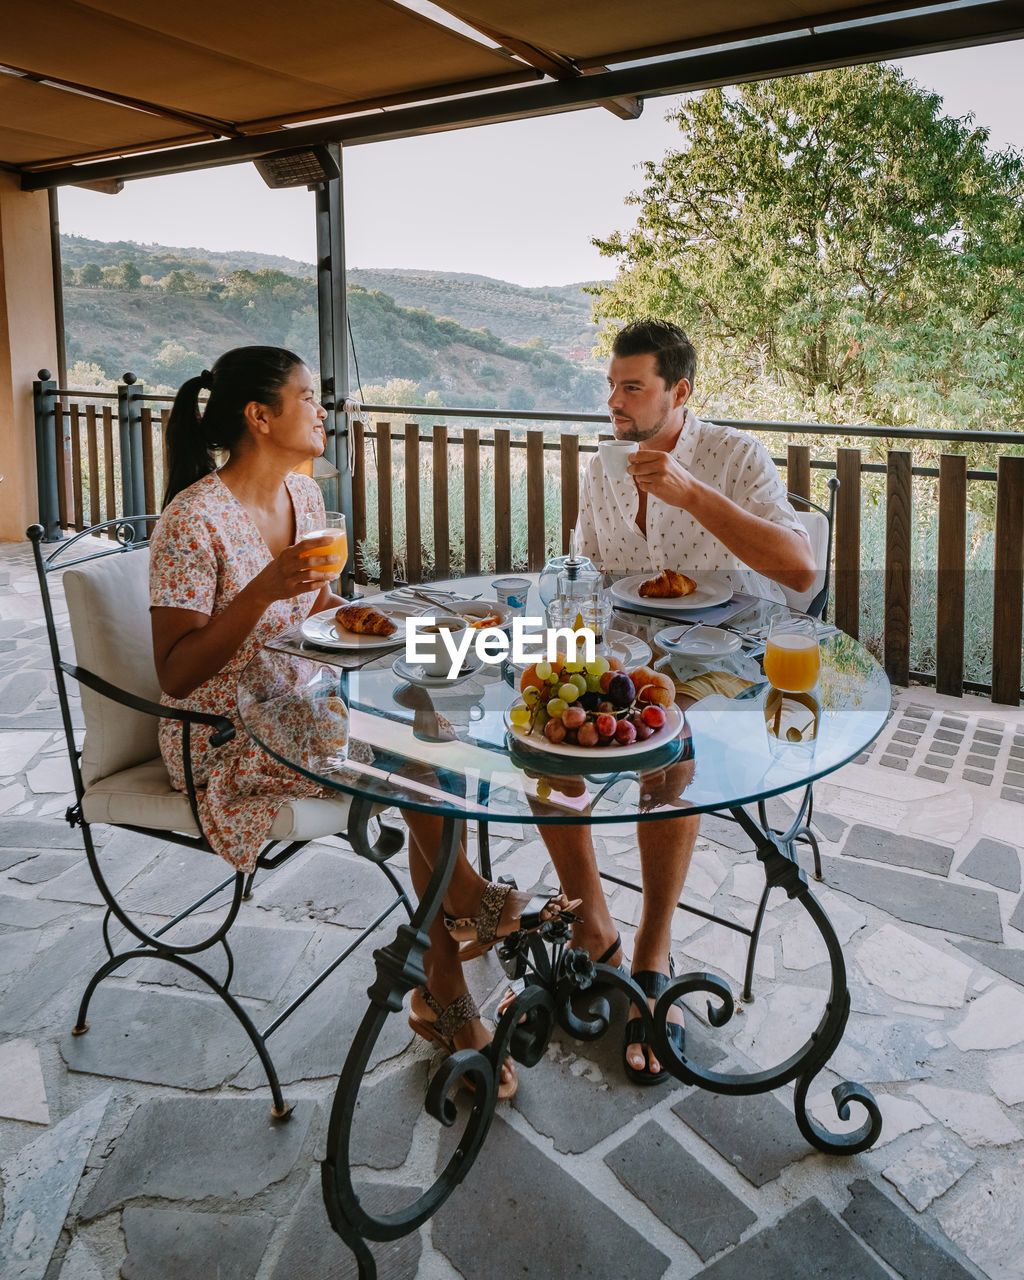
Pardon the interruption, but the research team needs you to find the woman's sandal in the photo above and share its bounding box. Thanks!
[444,882,582,961]
[408,987,518,1100]
[623,966,685,1087]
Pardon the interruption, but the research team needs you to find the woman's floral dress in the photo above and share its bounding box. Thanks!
[149,470,340,872]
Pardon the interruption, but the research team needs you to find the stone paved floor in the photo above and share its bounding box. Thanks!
[1,539,1022,1279]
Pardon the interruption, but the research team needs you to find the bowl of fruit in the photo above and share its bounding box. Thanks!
[504,655,685,760]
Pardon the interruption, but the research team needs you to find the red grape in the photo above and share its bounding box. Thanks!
[615,719,637,745]
[641,705,666,729]
[595,713,616,737]
[544,719,567,743]
[577,722,599,747]
[563,705,587,729]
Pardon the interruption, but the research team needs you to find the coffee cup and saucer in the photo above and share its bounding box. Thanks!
[393,613,481,686]
[599,439,639,479]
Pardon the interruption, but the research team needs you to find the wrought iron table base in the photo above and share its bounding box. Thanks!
[321,807,882,1279]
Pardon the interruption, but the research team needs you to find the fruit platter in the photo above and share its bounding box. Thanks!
[504,654,685,760]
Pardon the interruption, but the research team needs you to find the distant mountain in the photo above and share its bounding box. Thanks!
[58,236,607,412]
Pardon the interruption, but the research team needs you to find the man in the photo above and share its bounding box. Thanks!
[542,319,815,1084]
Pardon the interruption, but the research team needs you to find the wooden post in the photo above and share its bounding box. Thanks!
[494,428,512,573]
[884,450,912,687]
[69,403,83,531]
[787,443,811,509]
[834,448,861,639]
[936,455,966,697]
[464,428,481,576]
[560,434,580,553]
[992,455,1024,706]
[432,425,450,579]
[404,423,421,584]
[352,419,366,584]
[86,404,100,528]
[376,422,394,591]
[526,430,545,571]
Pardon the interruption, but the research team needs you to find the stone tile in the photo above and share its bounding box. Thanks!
[972,729,1002,745]
[882,1128,975,1211]
[672,1087,810,1188]
[1012,894,1024,934]
[432,1115,670,1279]
[81,1097,315,1218]
[963,769,993,786]
[938,1164,1024,1280]
[909,1083,1021,1147]
[830,1013,937,1084]
[980,719,1005,731]
[268,1170,422,1280]
[819,856,1003,942]
[879,755,907,771]
[957,838,1021,892]
[885,741,914,758]
[1000,786,1024,804]
[115,847,235,916]
[695,813,752,853]
[987,1050,1024,1106]
[916,766,948,783]
[57,1239,105,1280]
[780,891,865,970]
[510,991,691,1154]
[841,825,953,876]
[968,740,999,757]
[948,985,1024,1051]
[37,841,157,906]
[0,1037,49,1123]
[120,1207,275,1280]
[934,729,964,744]
[0,844,34,871]
[1002,769,1024,788]
[0,1090,110,1280]
[853,924,970,1008]
[0,894,76,928]
[951,939,1024,987]
[8,851,79,884]
[231,941,413,1088]
[872,1094,933,1146]
[251,846,404,929]
[0,928,40,978]
[350,1062,432,1170]
[604,1119,756,1262]
[810,810,847,843]
[25,757,74,793]
[62,986,260,1090]
[891,730,920,745]
[128,921,315,1002]
[0,921,104,1032]
[904,704,933,720]
[965,753,994,770]
[940,716,968,730]
[842,1178,978,1280]
[929,740,959,756]
[0,815,86,849]
[696,1197,889,1280]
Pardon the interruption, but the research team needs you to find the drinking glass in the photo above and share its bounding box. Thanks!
[762,615,820,692]
[299,511,348,570]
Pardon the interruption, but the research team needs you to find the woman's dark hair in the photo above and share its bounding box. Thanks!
[162,345,304,507]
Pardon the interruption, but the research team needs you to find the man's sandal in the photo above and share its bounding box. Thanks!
[408,987,517,1100]
[623,969,685,1087]
[444,882,582,961]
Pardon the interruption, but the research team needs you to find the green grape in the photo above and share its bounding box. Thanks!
[509,704,531,727]
[536,662,552,680]
[546,697,567,718]
[522,686,540,707]
[585,657,610,676]
[534,708,550,729]
[585,674,602,693]
[569,673,588,695]
[563,661,585,674]
[558,683,580,703]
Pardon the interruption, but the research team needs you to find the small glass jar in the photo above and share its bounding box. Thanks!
[538,553,595,608]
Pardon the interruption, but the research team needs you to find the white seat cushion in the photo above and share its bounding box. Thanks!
[82,757,354,843]
[779,509,828,615]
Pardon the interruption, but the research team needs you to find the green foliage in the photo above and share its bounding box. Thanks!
[591,65,1024,447]
[78,263,102,286]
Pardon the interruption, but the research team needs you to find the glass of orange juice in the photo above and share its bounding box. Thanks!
[299,511,348,573]
[762,615,820,692]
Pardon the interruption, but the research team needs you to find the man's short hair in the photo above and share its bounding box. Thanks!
[611,320,697,391]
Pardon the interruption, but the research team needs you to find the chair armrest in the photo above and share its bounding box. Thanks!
[61,661,235,747]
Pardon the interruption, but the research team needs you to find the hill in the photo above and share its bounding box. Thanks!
[59,239,607,411]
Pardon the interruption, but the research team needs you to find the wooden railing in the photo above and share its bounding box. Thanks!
[32,375,1024,705]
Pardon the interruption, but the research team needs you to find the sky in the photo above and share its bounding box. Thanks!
[57,41,1024,289]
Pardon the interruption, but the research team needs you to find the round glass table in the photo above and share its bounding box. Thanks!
[237,577,890,1278]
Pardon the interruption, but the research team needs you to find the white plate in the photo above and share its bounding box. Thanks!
[610,574,733,612]
[655,624,741,659]
[392,654,482,687]
[301,608,406,651]
[504,700,685,762]
[607,629,653,669]
[448,598,511,629]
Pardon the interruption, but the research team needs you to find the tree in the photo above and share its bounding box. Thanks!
[591,65,1024,430]
[119,259,142,290]
[78,262,102,287]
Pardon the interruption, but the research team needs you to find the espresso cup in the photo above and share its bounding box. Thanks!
[599,439,639,479]
[418,615,471,678]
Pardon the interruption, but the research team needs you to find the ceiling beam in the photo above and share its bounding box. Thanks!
[20,0,1024,191]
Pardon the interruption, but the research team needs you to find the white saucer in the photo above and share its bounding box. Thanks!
[655,624,741,660]
[392,654,482,687]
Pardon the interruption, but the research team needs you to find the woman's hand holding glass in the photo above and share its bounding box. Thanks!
[254,535,342,604]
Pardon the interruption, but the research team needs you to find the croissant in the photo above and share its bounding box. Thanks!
[638,569,696,599]
[335,604,397,637]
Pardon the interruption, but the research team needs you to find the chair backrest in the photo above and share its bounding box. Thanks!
[63,545,162,787]
[778,478,838,619]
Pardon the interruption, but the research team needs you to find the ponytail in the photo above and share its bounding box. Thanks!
[161,346,303,508]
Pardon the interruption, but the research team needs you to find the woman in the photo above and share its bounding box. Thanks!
[150,345,572,1100]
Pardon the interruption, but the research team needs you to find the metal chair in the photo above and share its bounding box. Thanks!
[29,518,410,1117]
[780,476,840,620]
